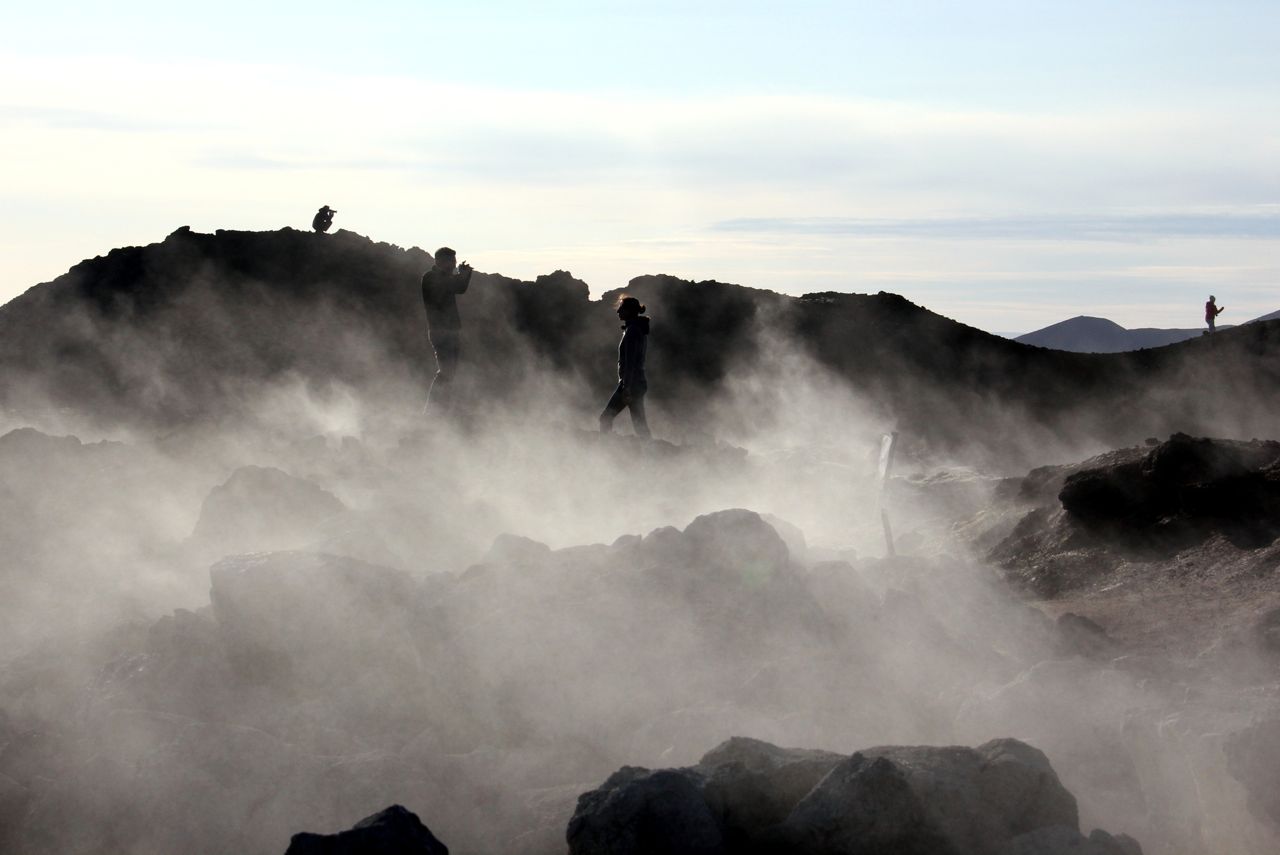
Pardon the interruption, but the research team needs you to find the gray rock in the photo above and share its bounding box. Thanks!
[568,737,1123,855]
[1255,606,1280,655]
[683,509,791,587]
[209,551,418,684]
[1225,717,1280,829]
[566,766,724,855]
[1057,612,1121,659]
[284,804,448,854]
[998,825,1143,855]
[483,533,553,566]
[697,737,843,845]
[771,753,948,854]
[192,465,347,552]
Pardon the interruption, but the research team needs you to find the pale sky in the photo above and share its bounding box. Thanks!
[3,1,1277,332]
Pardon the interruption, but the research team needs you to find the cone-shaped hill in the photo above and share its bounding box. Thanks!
[2,226,1278,463]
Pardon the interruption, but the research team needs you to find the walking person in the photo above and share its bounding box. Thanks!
[421,247,472,416]
[599,295,651,439]
[1205,295,1225,334]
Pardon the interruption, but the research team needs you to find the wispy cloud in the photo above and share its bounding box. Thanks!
[710,212,1280,242]
[0,105,189,132]
[3,52,1278,331]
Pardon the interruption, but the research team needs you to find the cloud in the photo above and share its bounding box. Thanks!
[0,105,186,132]
[2,52,1278,332]
[710,211,1280,242]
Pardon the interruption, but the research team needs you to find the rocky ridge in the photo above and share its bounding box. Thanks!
[3,227,1280,466]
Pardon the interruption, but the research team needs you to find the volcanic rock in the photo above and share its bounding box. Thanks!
[566,767,724,855]
[209,551,418,685]
[1057,434,1280,543]
[682,508,792,588]
[989,434,1280,597]
[567,736,1140,855]
[7,226,1280,467]
[192,465,347,553]
[1225,717,1280,831]
[284,804,448,855]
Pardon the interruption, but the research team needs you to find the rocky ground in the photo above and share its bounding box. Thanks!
[0,424,1278,854]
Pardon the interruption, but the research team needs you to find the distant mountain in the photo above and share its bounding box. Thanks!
[3,226,1280,467]
[1015,316,1216,353]
[1017,309,1280,353]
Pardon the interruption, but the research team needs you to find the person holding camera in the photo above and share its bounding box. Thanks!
[421,247,473,416]
[1205,295,1225,334]
[312,205,336,233]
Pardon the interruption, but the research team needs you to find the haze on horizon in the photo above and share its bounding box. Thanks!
[2,0,1277,333]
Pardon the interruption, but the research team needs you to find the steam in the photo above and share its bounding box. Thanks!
[0,251,1277,855]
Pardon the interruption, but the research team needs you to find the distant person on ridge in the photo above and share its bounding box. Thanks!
[1206,295,1225,334]
[312,206,336,233]
[421,247,473,416]
[599,295,651,439]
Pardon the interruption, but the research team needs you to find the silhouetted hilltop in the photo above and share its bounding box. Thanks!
[3,227,1279,463]
[1015,316,1212,352]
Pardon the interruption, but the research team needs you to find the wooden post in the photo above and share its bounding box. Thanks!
[877,432,899,557]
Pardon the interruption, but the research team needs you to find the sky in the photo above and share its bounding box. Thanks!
[2,0,1277,333]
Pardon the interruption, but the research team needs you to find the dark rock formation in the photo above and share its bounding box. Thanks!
[209,551,419,686]
[191,465,348,553]
[989,434,1280,596]
[567,736,1141,855]
[1058,434,1280,545]
[1056,613,1120,659]
[284,805,448,855]
[1255,607,1280,655]
[5,227,1280,465]
[566,767,724,855]
[1225,718,1280,831]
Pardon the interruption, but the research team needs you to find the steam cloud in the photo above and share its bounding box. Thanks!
[0,227,1277,854]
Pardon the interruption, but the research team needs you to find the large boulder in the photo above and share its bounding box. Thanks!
[695,736,843,846]
[192,465,347,553]
[284,804,448,855]
[209,551,419,685]
[567,737,1142,855]
[1225,717,1280,831]
[566,766,724,855]
[682,509,791,589]
[1058,434,1280,539]
[999,826,1143,855]
[992,434,1280,596]
[769,752,946,854]
[771,739,1080,855]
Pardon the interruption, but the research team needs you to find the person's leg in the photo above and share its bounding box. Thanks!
[1208,317,1215,334]
[628,390,651,439]
[599,383,627,432]
[427,332,460,415]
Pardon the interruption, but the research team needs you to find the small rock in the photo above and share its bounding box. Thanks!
[284,804,448,854]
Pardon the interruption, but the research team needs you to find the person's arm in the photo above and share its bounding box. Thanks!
[455,263,473,294]
[619,329,641,388]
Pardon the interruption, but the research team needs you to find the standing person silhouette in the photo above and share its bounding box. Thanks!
[421,247,472,416]
[1205,295,1225,334]
[599,295,651,438]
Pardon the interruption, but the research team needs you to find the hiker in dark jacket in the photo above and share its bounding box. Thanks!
[421,247,472,415]
[312,205,336,233]
[599,295,651,438]
[1205,295,1225,333]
